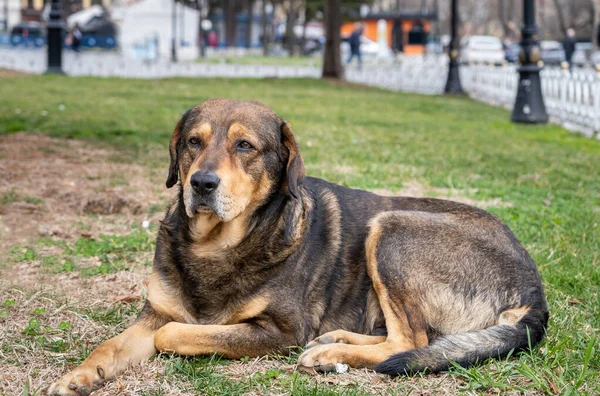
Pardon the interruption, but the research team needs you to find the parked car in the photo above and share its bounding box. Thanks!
[572,42,592,67]
[459,35,505,65]
[504,43,520,63]
[540,41,565,65]
[591,50,600,66]
[10,22,45,48]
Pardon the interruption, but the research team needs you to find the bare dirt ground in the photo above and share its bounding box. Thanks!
[0,133,511,395]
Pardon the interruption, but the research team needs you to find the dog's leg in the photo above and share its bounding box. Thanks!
[47,307,168,396]
[153,321,292,358]
[48,273,180,395]
[306,330,386,348]
[298,218,428,371]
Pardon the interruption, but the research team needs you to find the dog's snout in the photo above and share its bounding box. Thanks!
[190,172,221,195]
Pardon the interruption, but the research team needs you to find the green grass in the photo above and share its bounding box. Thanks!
[1,75,599,394]
[5,227,155,277]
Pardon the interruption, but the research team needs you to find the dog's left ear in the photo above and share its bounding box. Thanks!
[280,121,305,199]
[166,111,189,188]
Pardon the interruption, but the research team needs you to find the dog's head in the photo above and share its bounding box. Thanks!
[166,99,305,222]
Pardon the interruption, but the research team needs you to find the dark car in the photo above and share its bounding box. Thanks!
[10,22,46,47]
[79,14,118,49]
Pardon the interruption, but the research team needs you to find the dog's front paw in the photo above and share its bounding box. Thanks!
[47,365,107,396]
[299,344,345,373]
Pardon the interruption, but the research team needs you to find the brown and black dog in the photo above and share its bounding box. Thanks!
[48,99,548,395]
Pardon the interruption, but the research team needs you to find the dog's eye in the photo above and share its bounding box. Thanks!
[237,141,254,151]
[189,137,201,147]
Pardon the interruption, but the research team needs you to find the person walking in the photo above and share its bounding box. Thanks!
[562,28,576,70]
[346,23,363,68]
[71,23,83,53]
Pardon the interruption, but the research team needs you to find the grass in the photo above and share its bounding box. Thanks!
[0,75,599,394]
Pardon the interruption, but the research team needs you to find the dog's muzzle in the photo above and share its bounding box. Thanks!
[190,171,221,196]
[185,171,222,218]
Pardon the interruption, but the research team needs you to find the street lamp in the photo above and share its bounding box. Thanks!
[444,0,463,95]
[46,0,64,74]
[511,0,548,123]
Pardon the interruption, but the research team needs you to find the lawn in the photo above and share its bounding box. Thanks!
[0,74,599,395]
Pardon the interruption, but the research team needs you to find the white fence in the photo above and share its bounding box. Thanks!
[463,64,600,138]
[1,48,599,138]
[0,49,321,79]
[345,56,447,95]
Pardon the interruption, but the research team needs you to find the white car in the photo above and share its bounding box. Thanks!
[460,35,505,65]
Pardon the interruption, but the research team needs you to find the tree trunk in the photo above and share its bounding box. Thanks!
[432,0,439,36]
[499,0,510,38]
[261,0,269,55]
[594,0,600,48]
[300,7,308,56]
[225,0,237,47]
[285,0,296,56]
[197,0,205,57]
[246,0,254,48]
[552,0,568,36]
[322,0,343,79]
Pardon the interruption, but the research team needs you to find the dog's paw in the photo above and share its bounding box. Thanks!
[305,330,351,350]
[299,344,345,373]
[47,365,107,396]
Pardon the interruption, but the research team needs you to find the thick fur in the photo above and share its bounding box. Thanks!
[48,100,548,395]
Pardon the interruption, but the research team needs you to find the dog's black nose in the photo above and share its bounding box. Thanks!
[190,172,220,195]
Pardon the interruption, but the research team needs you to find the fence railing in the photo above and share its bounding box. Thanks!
[1,48,598,139]
[345,56,447,95]
[463,64,600,138]
[0,49,322,79]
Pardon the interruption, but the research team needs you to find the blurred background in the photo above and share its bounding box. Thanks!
[1,0,599,66]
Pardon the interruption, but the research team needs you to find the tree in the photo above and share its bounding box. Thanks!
[246,0,255,48]
[591,0,600,48]
[261,0,269,55]
[224,0,237,47]
[285,0,298,55]
[322,0,343,79]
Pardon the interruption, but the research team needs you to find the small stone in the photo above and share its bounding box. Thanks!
[335,363,348,374]
[142,220,150,229]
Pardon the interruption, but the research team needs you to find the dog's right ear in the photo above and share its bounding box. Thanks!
[280,121,305,199]
[166,111,189,188]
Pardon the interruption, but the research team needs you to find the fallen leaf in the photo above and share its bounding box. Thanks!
[549,380,559,394]
[371,375,385,384]
[110,295,141,303]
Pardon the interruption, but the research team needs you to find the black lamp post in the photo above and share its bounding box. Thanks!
[511,0,548,123]
[171,0,178,62]
[444,0,463,95]
[46,0,64,74]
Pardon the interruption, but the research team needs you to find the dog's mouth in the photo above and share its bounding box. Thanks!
[194,203,213,213]
[184,192,216,218]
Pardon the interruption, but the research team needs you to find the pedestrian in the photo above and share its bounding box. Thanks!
[346,22,363,68]
[562,28,576,70]
[71,23,83,53]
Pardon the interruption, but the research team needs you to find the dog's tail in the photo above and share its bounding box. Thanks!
[375,308,548,375]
